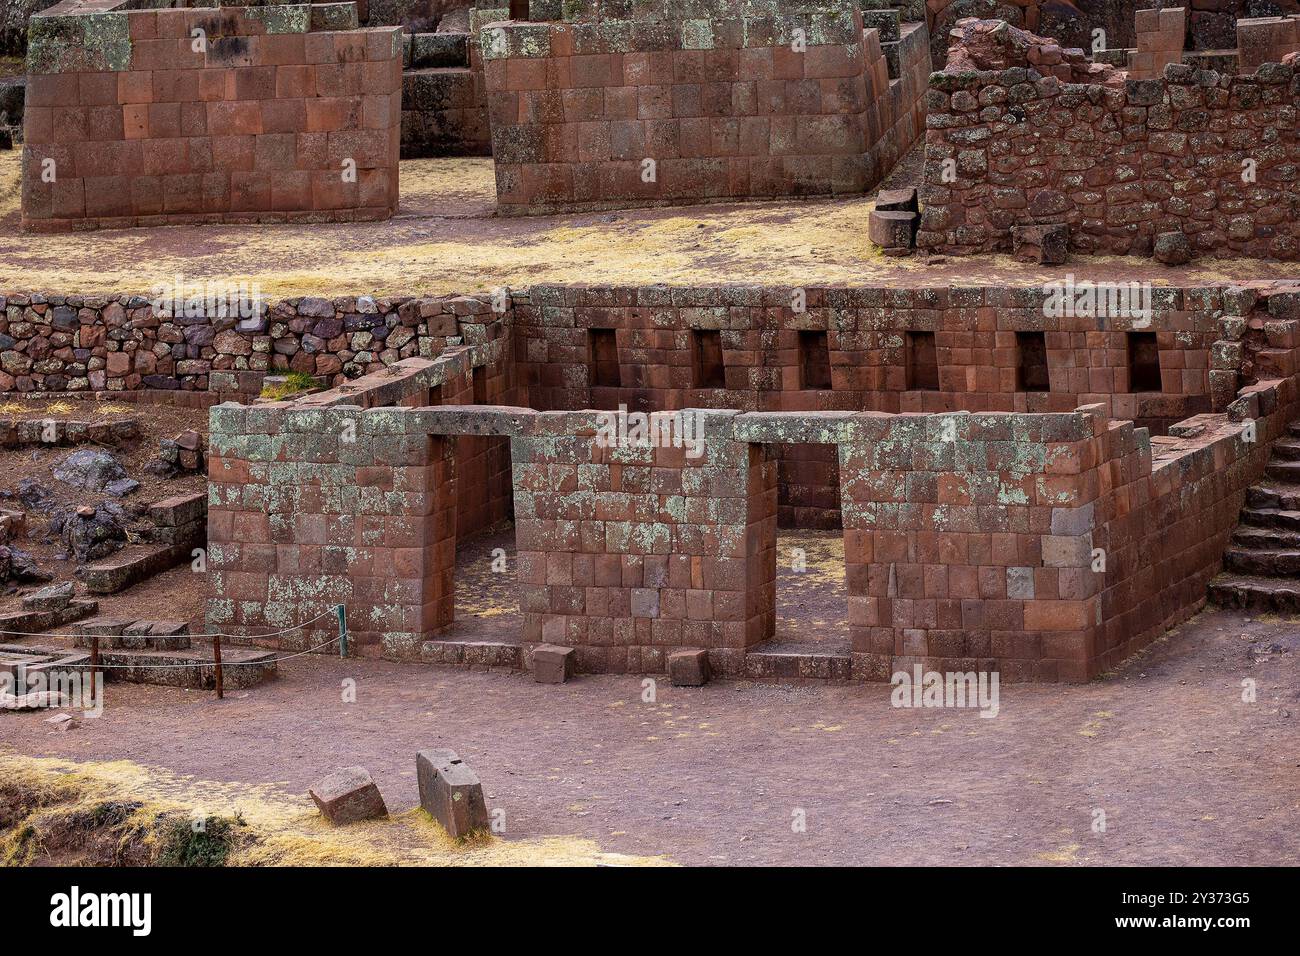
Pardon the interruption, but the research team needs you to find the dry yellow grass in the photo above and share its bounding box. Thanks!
[0,148,19,222]
[0,754,671,867]
[3,157,1292,298]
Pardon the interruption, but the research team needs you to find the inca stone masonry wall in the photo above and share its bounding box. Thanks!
[21,2,402,231]
[480,0,930,213]
[201,281,1300,682]
[918,29,1300,260]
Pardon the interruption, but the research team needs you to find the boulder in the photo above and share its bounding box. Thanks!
[1011,223,1069,265]
[0,545,53,583]
[308,767,388,824]
[53,450,128,492]
[1154,231,1192,266]
[55,503,127,562]
[416,749,490,839]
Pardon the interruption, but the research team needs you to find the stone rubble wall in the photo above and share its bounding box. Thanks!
[0,291,506,397]
[919,57,1300,259]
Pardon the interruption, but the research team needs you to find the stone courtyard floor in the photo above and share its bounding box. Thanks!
[0,604,1295,866]
[2,152,1298,297]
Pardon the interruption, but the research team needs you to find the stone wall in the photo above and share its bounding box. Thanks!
[203,281,1300,682]
[0,291,507,397]
[20,2,403,231]
[480,1,930,213]
[918,20,1300,260]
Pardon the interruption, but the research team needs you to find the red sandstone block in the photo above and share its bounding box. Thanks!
[85,105,124,142]
[25,73,78,109]
[197,69,233,103]
[23,106,53,144]
[84,175,132,217]
[260,34,307,67]
[335,32,369,64]
[305,97,359,132]
[76,72,117,107]
[262,98,307,135]
[235,66,277,100]
[163,173,204,214]
[253,132,297,171]
[274,65,315,100]
[180,101,207,138]
[211,134,255,171]
[271,169,312,209]
[229,170,272,211]
[504,57,547,92]
[141,137,188,175]
[49,176,85,219]
[129,9,158,41]
[311,170,357,210]
[129,175,162,216]
[207,100,263,136]
[147,101,181,138]
[49,106,87,144]
[304,31,337,65]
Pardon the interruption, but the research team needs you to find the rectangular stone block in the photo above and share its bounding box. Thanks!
[416,748,490,839]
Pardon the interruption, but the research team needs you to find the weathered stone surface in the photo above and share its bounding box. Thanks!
[308,767,388,824]
[415,748,489,839]
[1011,223,1069,265]
[52,450,127,492]
[1154,231,1193,265]
[869,210,919,250]
[532,644,575,683]
[668,648,711,687]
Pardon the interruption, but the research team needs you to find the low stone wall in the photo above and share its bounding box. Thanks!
[20,2,403,231]
[918,20,1300,260]
[0,291,504,397]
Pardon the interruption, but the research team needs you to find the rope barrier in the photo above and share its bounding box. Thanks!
[51,631,345,670]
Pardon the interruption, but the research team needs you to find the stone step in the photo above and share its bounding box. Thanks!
[1239,507,1300,531]
[74,618,192,651]
[1231,525,1300,550]
[1266,460,1300,483]
[1223,546,1300,576]
[0,599,98,639]
[744,650,852,681]
[1208,573,1300,612]
[1287,421,1300,439]
[1245,483,1300,510]
[420,640,521,669]
[1270,438,1300,461]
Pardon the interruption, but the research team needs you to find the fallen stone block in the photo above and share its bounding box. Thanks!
[308,767,388,825]
[532,644,575,684]
[868,209,918,250]
[1011,223,1069,265]
[668,648,711,687]
[416,749,490,839]
[21,581,75,612]
[46,712,79,731]
[874,187,918,214]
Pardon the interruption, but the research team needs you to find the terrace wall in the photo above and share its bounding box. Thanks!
[20,2,402,231]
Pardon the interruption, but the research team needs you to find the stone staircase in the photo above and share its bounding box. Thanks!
[1209,422,1300,611]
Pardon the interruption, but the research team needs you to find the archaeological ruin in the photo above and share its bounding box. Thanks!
[1,0,1299,692]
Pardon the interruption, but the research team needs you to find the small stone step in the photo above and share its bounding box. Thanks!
[1270,438,1300,461]
[1287,421,1300,439]
[1239,507,1300,531]
[1231,525,1300,550]
[1245,483,1300,511]
[1208,573,1300,612]
[1223,546,1300,576]
[1266,461,1300,483]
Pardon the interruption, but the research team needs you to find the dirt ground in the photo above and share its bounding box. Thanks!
[1,604,1295,866]
[0,398,207,610]
[2,151,1296,298]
